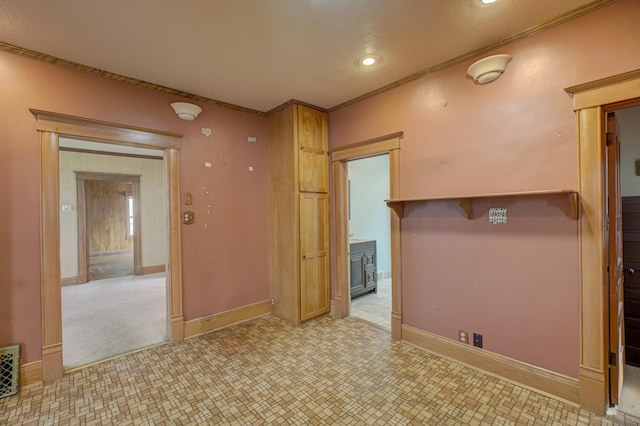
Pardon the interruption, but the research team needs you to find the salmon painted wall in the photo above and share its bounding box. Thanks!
[0,51,269,363]
[329,0,640,378]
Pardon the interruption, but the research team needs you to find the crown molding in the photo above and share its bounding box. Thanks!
[0,41,265,117]
[328,0,618,112]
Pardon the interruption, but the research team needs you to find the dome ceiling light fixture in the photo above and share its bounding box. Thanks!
[170,102,202,121]
[473,0,498,6]
[360,54,381,66]
[467,54,512,84]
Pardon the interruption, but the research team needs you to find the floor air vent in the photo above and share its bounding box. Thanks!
[0,344,19,398]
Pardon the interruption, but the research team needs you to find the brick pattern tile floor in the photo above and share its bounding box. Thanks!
[2,315,639,425]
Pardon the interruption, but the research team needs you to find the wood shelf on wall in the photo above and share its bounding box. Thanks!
[385,189,579,220]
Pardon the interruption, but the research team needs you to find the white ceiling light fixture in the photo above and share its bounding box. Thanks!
[474,0,497,6]
[170,102,202,121]
[360,54,381,66]
[467,54,512,84]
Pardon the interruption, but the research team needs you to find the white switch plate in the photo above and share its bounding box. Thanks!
[489,207,507,224]
[62,204,72,212]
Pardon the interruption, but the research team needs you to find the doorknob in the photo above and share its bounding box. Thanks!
[624,267,635,275]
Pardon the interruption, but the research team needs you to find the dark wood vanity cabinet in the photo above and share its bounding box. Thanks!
[350,239,377,299]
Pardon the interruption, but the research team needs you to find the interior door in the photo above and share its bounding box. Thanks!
[299,192,330,321]
[607,111,625,405]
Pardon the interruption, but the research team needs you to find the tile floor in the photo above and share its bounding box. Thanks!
[2,315,639,425]
[350,278,391,331]
[619,365,640,418]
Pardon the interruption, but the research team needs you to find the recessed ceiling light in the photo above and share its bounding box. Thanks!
[360,54,381,66]
[482,0,497,3]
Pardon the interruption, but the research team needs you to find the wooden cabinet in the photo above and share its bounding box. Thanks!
[268,103,329,324]
[349,239,377,299]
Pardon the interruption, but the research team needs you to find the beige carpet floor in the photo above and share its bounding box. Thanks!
[89,251,134,281]
[62,273,167,368]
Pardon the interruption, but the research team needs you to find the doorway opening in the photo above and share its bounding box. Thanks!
[58,140,169,369]
[610,104,640,417]
[34,109,185,382]
[86,180,135,281]
[75,172,142,282]
[331,132,402,339]
[347,155,392,331]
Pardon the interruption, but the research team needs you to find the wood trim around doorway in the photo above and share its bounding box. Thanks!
[330,133,402,339]
[32,109,184,383]
[75,172,142,283]
[567,69,640,415]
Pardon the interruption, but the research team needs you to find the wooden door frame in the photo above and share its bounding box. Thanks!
[566,69,640,414]
[75,172,142,283]
[330,132,402,339]
[32,109,185,382]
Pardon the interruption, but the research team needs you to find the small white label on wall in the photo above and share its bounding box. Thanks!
[62,204,72,212]
[489,207,507,224]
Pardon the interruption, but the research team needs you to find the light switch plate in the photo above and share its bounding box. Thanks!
[489,207,507,224]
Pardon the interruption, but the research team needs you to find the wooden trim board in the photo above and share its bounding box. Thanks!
[330,134,402,339]
[402,324,580,404]
[20,360,43,388]
[571,69,640,415]
[35,110,184,382]
[184,300,271,339]
[142,264,166,275]
[61,276,78,286]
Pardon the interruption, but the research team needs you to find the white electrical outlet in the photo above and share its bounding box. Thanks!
[489,207,507,224]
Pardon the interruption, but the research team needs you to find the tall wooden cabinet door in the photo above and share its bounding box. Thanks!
[297,105,328,193]
[299,193,330,321]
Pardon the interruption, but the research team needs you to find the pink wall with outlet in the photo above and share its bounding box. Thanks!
[329,0,640,377]
[0,51,269,363]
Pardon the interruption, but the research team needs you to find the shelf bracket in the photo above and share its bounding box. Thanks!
[386,201,405,219]
[458,198,472,219]
[569,192,580,220]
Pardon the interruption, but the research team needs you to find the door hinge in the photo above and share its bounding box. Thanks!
[609,352,617,366]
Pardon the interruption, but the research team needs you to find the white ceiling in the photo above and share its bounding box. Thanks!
[0,0,607,112]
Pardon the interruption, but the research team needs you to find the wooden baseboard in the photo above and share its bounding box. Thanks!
[578,365,607,415]
[21,360,43,388]
[142,264,166,274]
[402,324,580,404]
[61,276,78,286]
[184,300,271,339]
